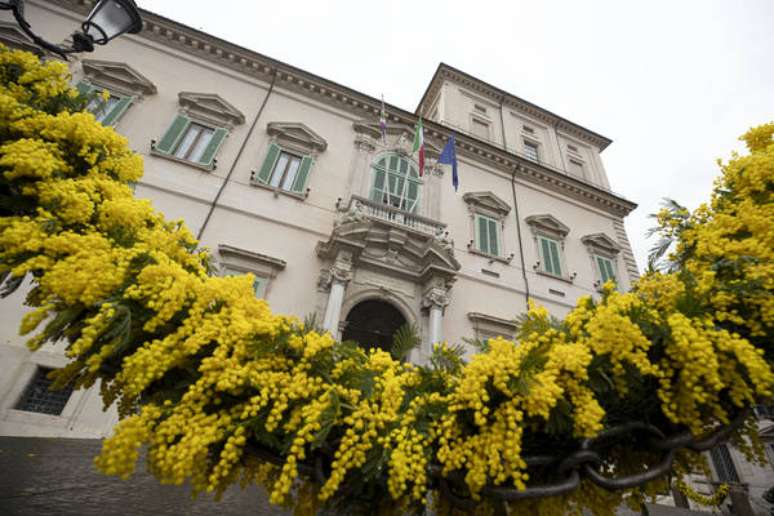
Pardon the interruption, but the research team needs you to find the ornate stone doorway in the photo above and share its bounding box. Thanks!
[341,300,406,352]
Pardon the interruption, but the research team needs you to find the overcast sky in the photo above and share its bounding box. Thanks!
[136,0,774,270]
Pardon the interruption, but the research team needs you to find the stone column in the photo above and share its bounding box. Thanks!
[422,285,450,356]
[321,256,353,339]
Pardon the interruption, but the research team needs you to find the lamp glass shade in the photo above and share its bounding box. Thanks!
[83,0,141,45]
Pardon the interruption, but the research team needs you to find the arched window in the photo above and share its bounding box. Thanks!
[369,153,421,213]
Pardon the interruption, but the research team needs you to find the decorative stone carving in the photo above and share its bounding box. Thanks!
[81,59,158,97]
[434,227,455,257]
[336,200,368,226]
[266,122,327,154]
[422,287,450,310]
[178,91,245,128]
[581,233,621,257]
[462,191,511,219]
[525,214,570,240]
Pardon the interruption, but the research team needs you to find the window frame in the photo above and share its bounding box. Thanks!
[523,138,540,162]
[223,266,268,298]
[709,445,740,482]
[173,121,216,163]
[369,152,422,214]
[568,158,585,178]
[269,150,304,191]
[594,254,617,286]
[474,213,501,257]
[77,81,135,127]
[13,366,74,416]
[538,235,564,277]
[525,214,572,282]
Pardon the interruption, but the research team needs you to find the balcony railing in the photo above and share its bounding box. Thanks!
[350,195,445,236]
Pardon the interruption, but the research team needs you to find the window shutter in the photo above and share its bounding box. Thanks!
[155,115,190,154]
[541,238,553,274]
[76,81,95,96]
[100,96,134,127]
[488,219,499,256]
[256,143,281,183]
[548,240,562,276]
[253,277,266,298]
[477,216,489,253]
[605,259,616,281]
[198,127,228,168]
[291,156,313,193]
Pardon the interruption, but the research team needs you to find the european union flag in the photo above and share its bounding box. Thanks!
[438,134,459,191]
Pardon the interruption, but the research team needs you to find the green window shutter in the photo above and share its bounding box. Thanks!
[155,115,190,154]
[291,156,313,193]
[477,216,489,253]
[540,237,553,274]
[100,95,134,127]
[604,258,616,282]
[488,218,499,256]
[76,81,95,96]
[597,257,607,282]
[548,240,562,276]
[198,127,228,168]
[253,277,266,298]
[256,143,281,183]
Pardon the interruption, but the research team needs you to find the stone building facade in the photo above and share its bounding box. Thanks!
[0,1,771,512]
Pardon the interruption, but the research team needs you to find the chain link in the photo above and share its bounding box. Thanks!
[244,409,751,507]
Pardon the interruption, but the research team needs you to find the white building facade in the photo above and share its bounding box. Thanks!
[4,6,771,513]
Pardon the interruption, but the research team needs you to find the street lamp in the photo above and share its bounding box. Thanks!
[0,0,142,58]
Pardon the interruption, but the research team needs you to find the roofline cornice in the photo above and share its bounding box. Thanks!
[41,0,634,217]
[416,63,613,151]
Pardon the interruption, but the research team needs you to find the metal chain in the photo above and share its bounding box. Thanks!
[244,408,751,510]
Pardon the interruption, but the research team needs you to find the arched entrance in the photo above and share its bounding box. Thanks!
[341,299,406,352]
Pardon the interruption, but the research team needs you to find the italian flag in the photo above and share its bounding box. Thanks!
[412,117,425,176]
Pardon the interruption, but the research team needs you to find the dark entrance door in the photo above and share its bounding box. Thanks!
[341,300,406,352]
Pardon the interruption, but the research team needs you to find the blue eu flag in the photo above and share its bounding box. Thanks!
[438,134,458,191]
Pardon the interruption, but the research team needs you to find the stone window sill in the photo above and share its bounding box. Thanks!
[536,270,574,285]
[250,179,309,201]
[468,247,513,264]
[149,148,215,172]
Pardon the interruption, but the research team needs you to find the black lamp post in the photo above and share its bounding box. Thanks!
[0,0,142,58]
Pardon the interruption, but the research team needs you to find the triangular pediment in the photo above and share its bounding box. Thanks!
[178,92,245,127]
[463,191,511,218]
[581,233,621,255]
[0,22,45,56]
[81,59,157,96]
[267,122,327,153]
[525,214,570,238]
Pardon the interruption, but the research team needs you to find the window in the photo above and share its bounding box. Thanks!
[709,445,739,482]
[224,268,266,298]
[567,144,579,153]
[153,115,228,170]
[471,118,490,140]
[14,367,73,416]
[474,104,488,115]
[475,214,500,256]
[254,143,314,195]
[369,153,421,213]
[539,235,563,276]
[523,125,535,134]
[77,81,133,127]
[523,140,540,162]
[595,255,616,284]
[174,122,215,163]
[568,159,584,178]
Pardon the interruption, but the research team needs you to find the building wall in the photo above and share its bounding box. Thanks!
[0,0,639,438]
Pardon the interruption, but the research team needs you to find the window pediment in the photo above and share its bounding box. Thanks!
[581,233,620,256]
[81,59,157,97]
[218,244,286,277]
[0,22,44,56]
[468,312,517,340]
[525,214,570,239]
[463,191,511,219]
[353,119,442,158]
[267,122,327,154]
[178,92,245,128]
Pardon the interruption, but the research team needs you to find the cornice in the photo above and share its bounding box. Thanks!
[41,0,635,218]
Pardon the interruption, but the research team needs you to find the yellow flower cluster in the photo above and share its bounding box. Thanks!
[1,45,772,514]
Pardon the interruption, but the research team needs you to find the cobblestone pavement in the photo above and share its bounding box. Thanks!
[0,437,288,516]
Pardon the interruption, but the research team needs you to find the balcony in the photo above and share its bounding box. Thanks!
[346,195,445,236]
